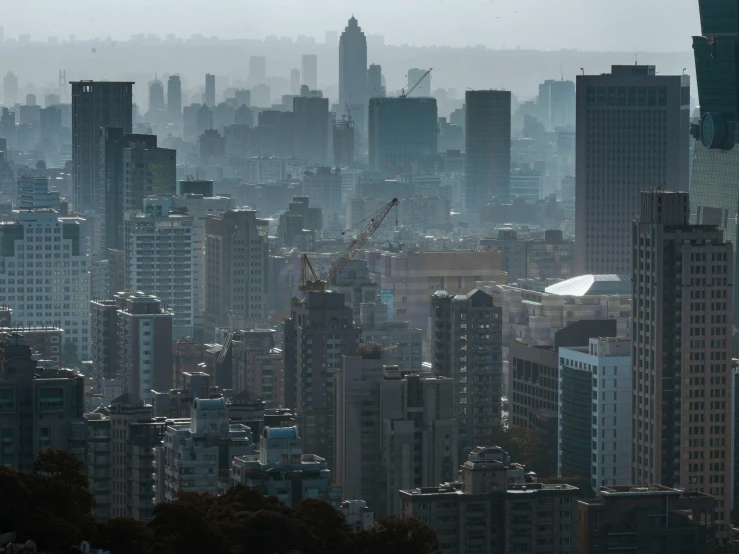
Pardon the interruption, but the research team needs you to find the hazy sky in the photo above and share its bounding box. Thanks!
[4,0,699,51]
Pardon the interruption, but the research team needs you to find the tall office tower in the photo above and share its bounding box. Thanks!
[204,209,268,338]
[0,334,85,471]
[148,77,165,115]
[690,1,739,326]
[301,54,318,90]
[339,17,368,150]
[231,329,284,409]
[464,90,511,211]
[124,206,195,339]
[3,71,17,106]
[380,369,458,516]
[249,55,267,85]
[167,75,182,118]
[17,176,59,209]
[283,291,360,471]
[431,289,502,455]
[632,191,734,531]
[204,73,216,107]
[575,66,689,275]
[123,138,176,213]
[302,167,342,221]
[106,394,164,521]
[333,117,354,167]
[367,64,384,97]
[368,97,438,171]
[156,398,253,502]
[339,17,367,108]
[558,337,632,490]
[0,210,90,361]
[114,292,173,403]
[293,95,329,165]
[290,68,301,96]
[407,68,431,97]
[71,81,133,213]
[537,79,575,131]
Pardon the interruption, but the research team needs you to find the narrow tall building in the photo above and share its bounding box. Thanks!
[167,75,182,118]
[71,81,133,212]
[293,95,329,165]
[431,289,502,455]
[464,90,511,210]
[204,209,268,338]
[575,66,690,274]
[301,54,318,90]
[284,290,359,472]
[339,17,368,151]
[204,73,215,107]
[632,191,733,532]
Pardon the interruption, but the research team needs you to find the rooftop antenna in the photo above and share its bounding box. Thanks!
[560,65,564,81]
[634,52,638,65]
[580,68,585,76]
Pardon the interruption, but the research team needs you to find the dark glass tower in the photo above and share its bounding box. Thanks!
[690,0,739,325]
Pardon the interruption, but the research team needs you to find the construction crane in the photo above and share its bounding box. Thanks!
[400,68,432,99]
[300,198,399,292]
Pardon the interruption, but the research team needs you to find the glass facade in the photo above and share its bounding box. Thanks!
[558,365,591,480]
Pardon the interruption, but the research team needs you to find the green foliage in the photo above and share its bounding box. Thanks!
[0,451,441,554]
[490,426,556,477]
[62,338,79,363]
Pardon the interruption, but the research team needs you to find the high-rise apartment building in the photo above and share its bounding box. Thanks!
[290,68,301,96]
[231,329,284,409]
[632,191,733,531]
[155,398,253,502]
[292,95,329,165]
[71,81,133,212]
[400,447,579,554]
[0,333,85,471]
[431,289,502,455]
[575,66,690,274]
[0,210,90,361]
[302,166,342,221]
[689,0,739,325]
[124,207,195,339]
[204,209,268,338]
[368,97,438,171]
[17,176,59,209]
[301,54,318,90]
[96,292,173,404]
[167,75,182,118]
[204,73,215,107]
[407,68,431,97]
[3,71,18,107]
[284,291,359,471]
[558,337,632,490]
[464,90,511,210]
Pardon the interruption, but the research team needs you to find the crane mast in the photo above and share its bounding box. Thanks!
[299,197,399,292]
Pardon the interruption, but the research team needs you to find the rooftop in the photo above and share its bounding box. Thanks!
[544,274,630,297]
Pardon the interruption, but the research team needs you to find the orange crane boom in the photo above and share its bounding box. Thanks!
[299,197,399,292]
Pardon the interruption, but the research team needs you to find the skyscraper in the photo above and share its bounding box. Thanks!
[167,75,182,118]
[407,68,431,97]
[71,81,133,212]
[204,209,268,338]
[464,90,511,211]
[431,289,502,456]
[632,191,733,531]
[690,0,739,326]
[204,73,215,107]
[339,17,368,151]
[367,64,384,97]
[148,77,164,115]
[3,71,17,106]
[293,95,329,165]
[368,97,437,171]
[575,65,690,274]
[290,68,301,96]
[537,79,575,131]
[301,54,318,90]
[249,56,267,84]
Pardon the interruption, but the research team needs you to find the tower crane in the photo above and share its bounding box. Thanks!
[400,68,432,99]
[299,197,399,292]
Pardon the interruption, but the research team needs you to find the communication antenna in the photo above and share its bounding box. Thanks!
[58,70,67,102]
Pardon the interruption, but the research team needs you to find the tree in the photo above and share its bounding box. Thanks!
[355,515,440,554]
[95,518,153,554]
[291,499,353,554]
